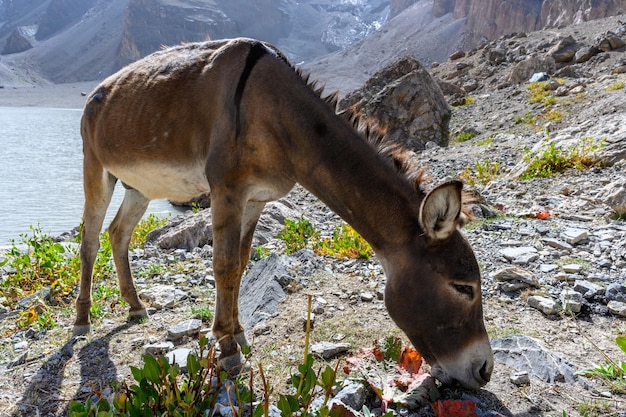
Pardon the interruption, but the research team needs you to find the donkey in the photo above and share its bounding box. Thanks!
[76,38,493,389]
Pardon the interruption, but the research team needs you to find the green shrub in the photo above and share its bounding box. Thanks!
[519,137,603,180]
[455,131,478,143]
[69,338,234,416]
[0,225,78,301]
[460,160,501,186]
[278,218,319,254]
[314,223,373,260]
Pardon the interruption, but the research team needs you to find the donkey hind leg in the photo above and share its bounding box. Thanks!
[74,170,117,336]
[211,197,265,371]
[108,187,151,319]
[232,200,266,350]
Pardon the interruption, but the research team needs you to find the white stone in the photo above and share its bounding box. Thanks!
[608,300,626,317]
[562,264,583,273]
[500,247,538,261]
[561,228,589,245]
[528,295,560,315]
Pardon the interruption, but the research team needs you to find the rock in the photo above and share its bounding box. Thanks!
[493,266,539,288]
[597,31,626,51]
[499,246,538,262]
[575,46,599,63]
[559,289,583,313]
[254,201,303,244]
[492,334,577,383]
[239,250,322,331]
[165,348,194,370]
[562,264,583,274]
[510,371,530,386]
[508,56,556,83]
[146,210,214,250]
[436,79,466,98]
[607,300,626,317]
[529,72,550,83]
[561,228,589,245]
[167,319,203,341]
[542,237,573,251]
[605,283,626,303]
[603,180,626,217]
[573,280,605,299]
[449,50,466,60]
[547,35,580,63]
[144,341,175,356]
[310,342,351,359]
[528,295,560,315]
[339,55,451,151]
[2,26,37,54]
[329,382,367,411]
[139,285,188,309]
[360,292,374,302]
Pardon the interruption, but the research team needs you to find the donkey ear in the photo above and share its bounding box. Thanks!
[419,180,463,241]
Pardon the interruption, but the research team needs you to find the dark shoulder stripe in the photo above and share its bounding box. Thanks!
[234,42,268,137]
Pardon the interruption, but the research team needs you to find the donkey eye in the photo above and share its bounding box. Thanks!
[451,283,474,299]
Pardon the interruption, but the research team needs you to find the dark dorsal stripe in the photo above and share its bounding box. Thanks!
[234,42,268,138]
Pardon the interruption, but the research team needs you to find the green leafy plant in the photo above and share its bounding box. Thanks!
[314,223,373,260]
[459,160,500,186]
[278,218,320,254]
[251,246,271,261]
[519,137,603,180]
[0,225,77,302]
[190,306,213,322]
[69,337,232,416]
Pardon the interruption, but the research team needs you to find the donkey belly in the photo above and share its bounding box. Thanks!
[107,162,210,202]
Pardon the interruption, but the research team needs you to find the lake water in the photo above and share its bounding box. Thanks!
[0,107,178,246]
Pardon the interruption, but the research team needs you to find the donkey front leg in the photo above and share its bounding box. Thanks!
[108,188,151,319]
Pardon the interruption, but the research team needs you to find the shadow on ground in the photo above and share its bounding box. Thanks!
[11,322,137,417]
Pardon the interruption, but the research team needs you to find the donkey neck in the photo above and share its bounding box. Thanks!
[285,102,423,252]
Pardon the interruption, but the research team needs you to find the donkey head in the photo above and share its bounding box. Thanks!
[382,180,493,389]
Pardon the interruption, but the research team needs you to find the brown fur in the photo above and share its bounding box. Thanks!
[75,38,493,388]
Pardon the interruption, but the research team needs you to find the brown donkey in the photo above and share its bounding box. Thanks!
[77,38,493,389]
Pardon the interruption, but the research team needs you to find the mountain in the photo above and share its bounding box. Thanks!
[0,0,398,85]
[0,0,624,89]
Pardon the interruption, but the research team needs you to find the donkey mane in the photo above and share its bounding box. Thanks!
[292,66,429,197]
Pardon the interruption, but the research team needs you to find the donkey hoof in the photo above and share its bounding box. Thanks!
[72,324,91,337]
[218,352,250,375]
[128,308,149,322]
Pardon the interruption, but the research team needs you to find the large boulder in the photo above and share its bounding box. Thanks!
[508,55,556,83]
[3,26,37,54]
[339,56,451,151]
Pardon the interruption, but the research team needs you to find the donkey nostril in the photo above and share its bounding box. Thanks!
[479,360,492,383]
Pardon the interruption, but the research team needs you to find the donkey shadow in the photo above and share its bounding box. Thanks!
[10,322,137,417]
